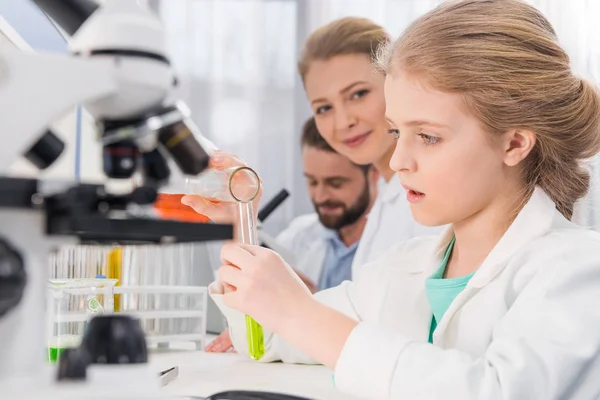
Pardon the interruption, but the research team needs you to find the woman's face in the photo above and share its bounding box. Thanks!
[304,54,395,166]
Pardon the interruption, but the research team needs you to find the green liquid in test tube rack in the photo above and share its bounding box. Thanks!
[185,165,265,360]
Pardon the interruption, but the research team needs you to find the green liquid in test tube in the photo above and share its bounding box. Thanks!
[186,165,265,359]
[235,177,265,360]
[245,314,265,360]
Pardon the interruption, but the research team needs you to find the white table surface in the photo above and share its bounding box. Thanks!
[149,344,359,399]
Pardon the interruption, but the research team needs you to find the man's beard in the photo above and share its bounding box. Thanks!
[314,184,370,231]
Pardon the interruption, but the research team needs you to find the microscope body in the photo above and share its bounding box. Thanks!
[0,0,228,394]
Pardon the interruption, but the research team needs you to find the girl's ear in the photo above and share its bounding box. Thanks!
[503,129,536,167]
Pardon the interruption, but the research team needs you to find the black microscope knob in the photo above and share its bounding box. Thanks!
[23,129,65,170]
[0,239,26,318]
[102,140,139,179]
[80,314,148,364]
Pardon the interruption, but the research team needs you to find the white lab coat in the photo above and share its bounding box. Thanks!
[275,213,328,285]
[351,175,442,280]
[211,187,600,400]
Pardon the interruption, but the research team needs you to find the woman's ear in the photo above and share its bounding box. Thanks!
[503,129,536,167]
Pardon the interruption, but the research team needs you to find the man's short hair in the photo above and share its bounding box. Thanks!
[301,116,336,153]
[301,116,371,173]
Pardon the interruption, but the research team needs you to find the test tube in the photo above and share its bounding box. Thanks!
[168,243,177,336]
[237,199,265,360]
[186,165,264,359]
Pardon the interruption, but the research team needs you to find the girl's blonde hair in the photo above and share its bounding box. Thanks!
[298,17,391,83]
[379,0,600,220]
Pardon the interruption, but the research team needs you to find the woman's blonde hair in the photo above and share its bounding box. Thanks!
[298,17,391,82]
[379,0,600,220]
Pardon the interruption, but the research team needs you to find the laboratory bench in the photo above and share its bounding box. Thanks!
[149,339,358,400]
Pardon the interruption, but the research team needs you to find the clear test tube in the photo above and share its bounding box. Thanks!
[160,244,171,337]
[168,243,178,336]
[236,198,264,360]
[185,165,264,359]
[178,243,191,334]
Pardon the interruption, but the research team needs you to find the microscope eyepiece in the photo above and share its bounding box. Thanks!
[140,148,171,186]
[100,104,211,187]
[157,121,210,176]
[102,140,139,179]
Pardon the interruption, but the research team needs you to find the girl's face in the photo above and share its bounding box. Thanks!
[384,71,528,227]
[304,54,396,166]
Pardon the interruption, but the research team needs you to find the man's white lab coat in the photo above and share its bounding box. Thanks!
[212,187,600,399]
[275,213,329,285]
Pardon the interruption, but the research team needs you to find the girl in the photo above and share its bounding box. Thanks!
[211,0,600,398]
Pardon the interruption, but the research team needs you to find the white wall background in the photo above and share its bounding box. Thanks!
[156,0,600,232]
[2,0,599,232]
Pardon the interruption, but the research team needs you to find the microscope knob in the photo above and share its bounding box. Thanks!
[130,186,158,205]
[103,141,139,179]
[23,130,65,170]
[0,240,26,318]
[80,315,148,364]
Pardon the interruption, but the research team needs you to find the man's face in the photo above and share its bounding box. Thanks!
[303,146,371,230]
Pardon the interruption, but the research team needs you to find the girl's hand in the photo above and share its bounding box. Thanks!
[217,243,313,333]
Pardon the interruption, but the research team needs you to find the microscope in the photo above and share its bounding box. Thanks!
[0,0,234,397]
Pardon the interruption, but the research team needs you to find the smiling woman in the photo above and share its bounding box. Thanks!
[297,17,442,276]
[298,19,394,175]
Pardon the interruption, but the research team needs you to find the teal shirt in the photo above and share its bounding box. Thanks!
[425,237,475,343]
